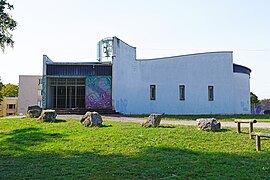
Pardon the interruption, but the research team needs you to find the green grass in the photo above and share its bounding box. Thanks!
[129,114,270,122]
[1,118,270,179]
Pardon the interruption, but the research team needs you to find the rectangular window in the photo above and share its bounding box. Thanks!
[38,79,42,85]
[179,85,185,101]
[208,86,214,101]
[38,90,42,96]
[150,85,156,100]
[7,104,16,109]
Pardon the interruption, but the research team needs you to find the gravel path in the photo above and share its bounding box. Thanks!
[57,114,270,129]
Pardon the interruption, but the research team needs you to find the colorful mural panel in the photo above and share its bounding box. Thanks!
[42,75,47,108]
[85,76,112,109]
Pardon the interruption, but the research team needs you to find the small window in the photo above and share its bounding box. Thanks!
[208,86,214,101]
[58,79,66,85]
[76,78,85,85]
[67,79,76,85]
[50,79,57,85]
[150,85,156,100]
[38,79,42,85]
[7,104,16,109]
[38,90,42,96]
[179,85,185,101]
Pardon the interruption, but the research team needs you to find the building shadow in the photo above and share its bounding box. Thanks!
[1,146,270,179]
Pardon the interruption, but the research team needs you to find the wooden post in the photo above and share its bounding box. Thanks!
[237,122,241,133]
[249,122,254,139]
[256,135,261,151]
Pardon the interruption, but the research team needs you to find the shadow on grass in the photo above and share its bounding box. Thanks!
[238,131,250,135]
[158,125,175,128]
[2,128,64,152]
[1,146,270,179]
[54,119,67,123]
[219,128,231,132]
[80,124,113,128]
[1,125,270,179]
[196,128,231,133]
[101,124,113,128]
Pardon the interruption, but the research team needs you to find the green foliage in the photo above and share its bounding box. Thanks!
[1,118,270,179]
[250,92,259,104]
[0,81,3,91]
[0,79,4,101]
[1,83,18,97]
[260,98,270,103]
[0,0,17,51]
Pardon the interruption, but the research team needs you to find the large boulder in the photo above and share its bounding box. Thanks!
[142,114,162,127]
[80,111,103,127]
[27,105,42,118]
[197,118,221,131]
[38,109,57,122]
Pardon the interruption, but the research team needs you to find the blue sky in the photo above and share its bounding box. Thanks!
[1,0,270,99]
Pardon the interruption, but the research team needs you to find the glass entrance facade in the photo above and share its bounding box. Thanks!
[48,78,85,108]
[42,58,113,110]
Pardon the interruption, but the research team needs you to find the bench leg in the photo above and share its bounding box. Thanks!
[237,122,241,133]
[249,122,254,139]
[256,135,261,151]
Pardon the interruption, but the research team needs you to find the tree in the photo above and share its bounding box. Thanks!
[260,98,270,103]
[250,92,259,113]
[250,92,259,104]
[0,0,17,51]
[0,78,4,101]
[1,83,18,97]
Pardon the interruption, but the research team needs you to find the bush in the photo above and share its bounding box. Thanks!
[264,110,270,114]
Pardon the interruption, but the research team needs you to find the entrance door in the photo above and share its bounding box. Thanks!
[77,86,85,108]
[67,86,75,108]
[57,86,66,108]
[48,78,85,109]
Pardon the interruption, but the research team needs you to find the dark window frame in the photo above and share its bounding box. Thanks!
[208,86,214,101]
[179,85,185,101]
[7,104,16,109]
[150,85,156,100]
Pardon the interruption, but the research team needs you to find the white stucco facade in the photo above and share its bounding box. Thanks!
[109,37,251,115]
[18,75,42,114]
[233,73,251,113]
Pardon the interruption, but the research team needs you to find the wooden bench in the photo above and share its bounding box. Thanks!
[250,132,270,151]
[234,119,257,139]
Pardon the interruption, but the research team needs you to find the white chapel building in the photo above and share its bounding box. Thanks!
[109,37,251,114]
[42,37,251,115]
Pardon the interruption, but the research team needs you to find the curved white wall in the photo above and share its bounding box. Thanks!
[233,73,251,114]
[112,37,250,115]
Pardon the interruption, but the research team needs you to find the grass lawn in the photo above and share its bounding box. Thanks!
[130,114,270,122]
[1,118,270,179]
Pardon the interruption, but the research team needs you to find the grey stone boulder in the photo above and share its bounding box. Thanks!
[27,105,42,118]
[81,111,103,127]
[142,113,162,127]
[38,109,57,122]
[196,118,221,131]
